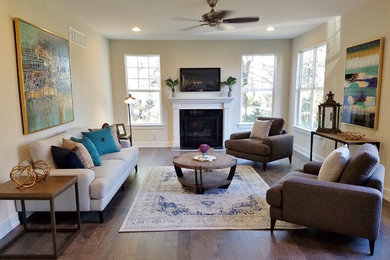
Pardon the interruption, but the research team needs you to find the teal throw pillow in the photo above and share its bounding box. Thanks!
[82,127,120,156]
[71,136,102,166]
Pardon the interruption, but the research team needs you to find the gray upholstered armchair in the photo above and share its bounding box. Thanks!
[266,144,385,255]
[224,117,293,170]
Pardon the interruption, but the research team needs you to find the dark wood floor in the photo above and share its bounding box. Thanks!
[2,148,390,259]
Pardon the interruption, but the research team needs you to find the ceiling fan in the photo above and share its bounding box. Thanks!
[180,0,259,30]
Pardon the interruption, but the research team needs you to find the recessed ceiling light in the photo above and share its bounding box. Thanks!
[132,27,141,32]
[266,26,275,32]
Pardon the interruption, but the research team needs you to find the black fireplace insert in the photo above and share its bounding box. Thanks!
[180,109,223,149]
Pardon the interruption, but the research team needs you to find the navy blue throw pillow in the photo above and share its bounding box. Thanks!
[51,146,85,169]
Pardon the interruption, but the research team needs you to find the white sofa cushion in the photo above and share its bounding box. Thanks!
[30,132,72,168]
[100,147,139,170]
[90,159,125,199]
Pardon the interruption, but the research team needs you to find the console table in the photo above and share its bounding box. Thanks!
[310,131,380,161]
[0,176,81,259]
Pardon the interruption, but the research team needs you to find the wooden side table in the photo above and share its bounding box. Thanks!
[310,131,380,161]
[0,176,81,259]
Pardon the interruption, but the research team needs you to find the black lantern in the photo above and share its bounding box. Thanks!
[317,91,342,133]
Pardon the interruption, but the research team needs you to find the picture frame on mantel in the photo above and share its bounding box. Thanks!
[14,18,74,134]
[342,38,384,130]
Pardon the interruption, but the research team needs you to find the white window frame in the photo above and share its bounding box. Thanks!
[240,54,276,125]
[294,44,326,131]
[124,54,163,127]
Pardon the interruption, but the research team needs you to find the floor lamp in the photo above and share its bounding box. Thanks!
[124,94,136,146]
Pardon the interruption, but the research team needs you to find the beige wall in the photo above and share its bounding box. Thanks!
[0,0,113,238]
[288,0,390,199]
[109,40,292,147]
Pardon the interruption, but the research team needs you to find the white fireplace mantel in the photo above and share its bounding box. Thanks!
[168,97,234,148]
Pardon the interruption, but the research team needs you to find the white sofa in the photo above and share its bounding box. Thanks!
[16,127,139,222]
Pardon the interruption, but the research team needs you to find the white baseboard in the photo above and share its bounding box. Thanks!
[0,212,20,239]
[293,144,324,161]
[133,141,171,148]
[384,187,390,202]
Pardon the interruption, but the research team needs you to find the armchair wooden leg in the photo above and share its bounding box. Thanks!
[369,239,375,255]
[135,165,138,174]
[263,163,266,171]
[289,156,292,164]
[270,219,276,232]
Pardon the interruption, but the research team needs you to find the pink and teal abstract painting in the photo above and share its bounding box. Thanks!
[14,18,74,134]
[342,38,383,129]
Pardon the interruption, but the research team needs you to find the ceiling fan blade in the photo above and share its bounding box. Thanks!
[173,17,202,22]
[180,24,208,31]
[212,10,233,20]
[222,17,259,23]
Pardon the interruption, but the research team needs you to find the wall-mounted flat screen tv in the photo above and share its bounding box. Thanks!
[180,68,221,92]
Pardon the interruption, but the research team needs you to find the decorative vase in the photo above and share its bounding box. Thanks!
[172,91,176,97]
[227,91,232,97]
[202,152,209,159]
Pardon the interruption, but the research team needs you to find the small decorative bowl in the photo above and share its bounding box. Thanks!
[337,131,365,140]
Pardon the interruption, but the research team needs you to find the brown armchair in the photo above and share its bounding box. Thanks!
[224,117,293,170]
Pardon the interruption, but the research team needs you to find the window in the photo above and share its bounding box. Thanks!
[241,55,276,123]
[125,55,162,125]
[296,44,326,130]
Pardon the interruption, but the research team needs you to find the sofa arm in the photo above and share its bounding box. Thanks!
[119,139,131,148]
[303,161,323,175]
[262,134,293,160]
[50,168,95,211]
[229,131,251,140]
[283,176,382,240]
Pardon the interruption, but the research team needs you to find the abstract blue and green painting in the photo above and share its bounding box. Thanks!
[342,39,382,129]
[15,19,74,134]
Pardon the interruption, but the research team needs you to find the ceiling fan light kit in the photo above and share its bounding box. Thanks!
[181,0,259,30]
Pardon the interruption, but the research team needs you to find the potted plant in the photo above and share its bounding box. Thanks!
[221,76,237,97]
[165,77,179,97]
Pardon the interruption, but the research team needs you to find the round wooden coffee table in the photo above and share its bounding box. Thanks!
[172,152,237,194]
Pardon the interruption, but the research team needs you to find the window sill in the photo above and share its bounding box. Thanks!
[132,123,165,130]
[292,125,312,135]
[292,125,321,139]
[237,123,253,129]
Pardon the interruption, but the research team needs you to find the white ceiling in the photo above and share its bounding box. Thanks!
[52,0,372,40]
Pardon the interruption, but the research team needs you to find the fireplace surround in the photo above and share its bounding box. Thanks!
[168,96,233,149]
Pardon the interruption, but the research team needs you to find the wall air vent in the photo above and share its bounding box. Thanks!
[69,27,86,47]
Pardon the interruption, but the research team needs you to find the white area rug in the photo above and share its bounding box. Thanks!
[119,165,300,232]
